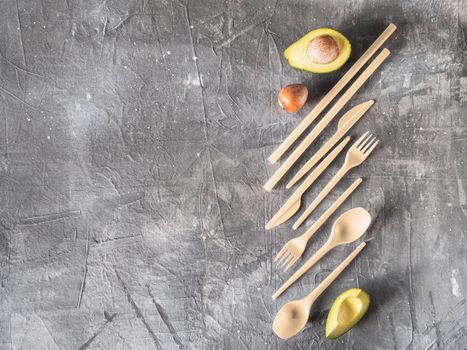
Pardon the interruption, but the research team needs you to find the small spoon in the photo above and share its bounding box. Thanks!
[272,242,366,339]
[272,208,371,300]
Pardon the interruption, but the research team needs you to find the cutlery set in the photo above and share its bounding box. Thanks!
[263,23,397,339]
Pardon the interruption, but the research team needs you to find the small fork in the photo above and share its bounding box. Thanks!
[293,131,379,230]
[274,178,363,271]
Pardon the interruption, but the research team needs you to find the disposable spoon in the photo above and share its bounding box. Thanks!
[272,207,371,300]
[272,242,366,339]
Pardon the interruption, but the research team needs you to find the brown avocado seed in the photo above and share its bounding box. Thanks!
[307,35,339,64]
[278,84,308,113]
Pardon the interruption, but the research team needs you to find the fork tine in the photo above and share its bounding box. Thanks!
[363,139,380,157]
[283,256,299,272]
[276,250,291,267]
[279,254,294,269]
[274,245,288,263]
[357,133,373,150]
[352,131,369,149]
[362,136,377,153]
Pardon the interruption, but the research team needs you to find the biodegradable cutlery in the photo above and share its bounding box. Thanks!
[268,23,396,164]
[263,49,390,192]
[293,132,379,230]
[272,242,367,339]
[272,207,371,300]
[265,136,350,230]
[274,178,363,271]
[286,100,373,189]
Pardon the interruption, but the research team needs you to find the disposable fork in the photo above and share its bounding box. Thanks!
[293,132,379,230]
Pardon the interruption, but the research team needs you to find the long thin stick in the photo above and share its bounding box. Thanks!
[264,48,390,192]
[268,23,396,165]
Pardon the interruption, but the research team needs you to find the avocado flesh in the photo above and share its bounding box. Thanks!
[326,288,370,339]
[284,28,351,73]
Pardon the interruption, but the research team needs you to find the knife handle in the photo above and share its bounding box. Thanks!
[287,126,349,189]
[286,100,373,189]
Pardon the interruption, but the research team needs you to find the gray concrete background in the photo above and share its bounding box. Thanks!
[0,0,466,349]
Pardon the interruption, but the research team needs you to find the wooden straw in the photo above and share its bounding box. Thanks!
[267,23,396,165]
[263,48,390,192]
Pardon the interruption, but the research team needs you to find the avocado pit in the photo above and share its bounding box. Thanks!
[283,28,351,73]
[307,35,339,64]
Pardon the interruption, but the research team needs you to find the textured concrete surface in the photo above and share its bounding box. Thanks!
[0,0,466,349]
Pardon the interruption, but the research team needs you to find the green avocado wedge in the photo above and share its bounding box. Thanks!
[325,288,370,339]
[284,28,351,73]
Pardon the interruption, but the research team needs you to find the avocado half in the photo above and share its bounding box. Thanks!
[325,288,370,339]
[284,28,351,73]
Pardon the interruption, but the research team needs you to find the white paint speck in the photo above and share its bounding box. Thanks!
[192,56,198,61]
[47,135,50,140]
[451,269,461,297]
[257,287,261,291]
[403,74,411,88]
[86,92,91,100]
[167,50,171,55]
[190,25,194,29]
[182,74,201,87]
[448,203,452,207]
[237,330,240,333]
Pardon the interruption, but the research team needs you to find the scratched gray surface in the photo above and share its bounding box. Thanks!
[0,0,466,349]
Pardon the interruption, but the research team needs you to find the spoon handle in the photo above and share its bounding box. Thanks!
[301,178,363,242]
[305,242,366,304]
[272,241,333,300]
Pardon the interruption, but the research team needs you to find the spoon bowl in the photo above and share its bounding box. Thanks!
[272,242,367,339]
[272,208,371,300]
[272,299,309,339]
[329,207,371,246]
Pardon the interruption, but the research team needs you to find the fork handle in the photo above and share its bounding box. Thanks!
[272,241,333,300]
[293,166,349,230]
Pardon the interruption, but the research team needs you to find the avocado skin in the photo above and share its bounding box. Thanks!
[284,28,351,74]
